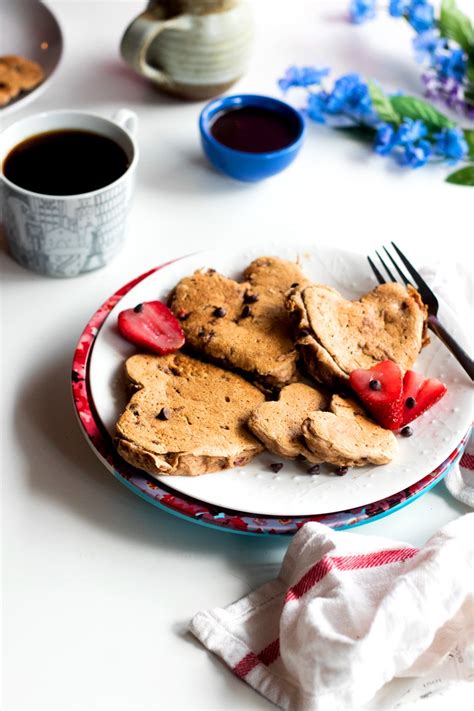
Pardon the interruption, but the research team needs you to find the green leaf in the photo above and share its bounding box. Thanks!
[368,81,401,125]
[446,164,474,186]
[464,130,474,159]
[334,125,376,145]
[439,0,474,52]
[389,95,456,129]
[467,61,474,84]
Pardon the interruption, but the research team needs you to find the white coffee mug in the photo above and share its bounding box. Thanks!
[0,109,138,278]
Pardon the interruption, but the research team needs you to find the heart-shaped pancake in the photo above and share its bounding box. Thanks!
[302,395,397,467]
[287,282,428,387]
[169,257,311,389]
[248,382,329,462]
[116,352,265,476]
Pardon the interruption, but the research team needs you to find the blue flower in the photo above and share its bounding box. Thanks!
[408,0,435,34]
[375,119,432,168]
[374,123,397,154]
[395,118,428,144]
[433,128,469,163]
[398,139,432,168]
[436,48,467,82]
[412,30,446,64]
[278,66,330,92]
[388,0,435,33]
[349,0,376,24]
[324,73,376,123]
[306,92,329,123]
[389,0,410,17]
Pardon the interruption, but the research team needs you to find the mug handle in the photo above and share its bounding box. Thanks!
[120,10,191,87]
[112,108,138,137]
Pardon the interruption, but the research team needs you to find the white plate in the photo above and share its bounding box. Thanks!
[0,0,63,116]
[88,245,473,516]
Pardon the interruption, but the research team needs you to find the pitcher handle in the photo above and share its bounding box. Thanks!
[120,10,191,87]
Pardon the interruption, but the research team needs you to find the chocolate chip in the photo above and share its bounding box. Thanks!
[307,464,320,474]
[299,328,311,338]
[270,462,284,473]
[369,379,382,391]
[213,307,226,318]
[297,453,307,461]
[405,397,416,409]
[241,305,251,318]
[197,328,206,338]
[244,292,259,304]
[335,466,349,476]
[208,268,216,274]
[133,303,144,313]
[291,282,299,288]
[401,426,413,437]
[156,407,171,420]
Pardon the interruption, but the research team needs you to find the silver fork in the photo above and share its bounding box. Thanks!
[368,242,474,381]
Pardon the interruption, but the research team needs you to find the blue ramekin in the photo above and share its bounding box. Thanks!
[199,94,305,182]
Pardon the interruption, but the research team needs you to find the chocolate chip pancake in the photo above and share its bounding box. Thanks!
[248,383,329,462]
[116,352,265,476]
[169,257,311,389]
[287,282,428,387]
[302,395,397,467]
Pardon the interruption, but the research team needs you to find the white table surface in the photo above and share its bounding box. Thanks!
[1,1,472,709]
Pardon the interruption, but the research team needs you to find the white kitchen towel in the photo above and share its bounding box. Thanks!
[190,516,474,711]
[445,433,474,507]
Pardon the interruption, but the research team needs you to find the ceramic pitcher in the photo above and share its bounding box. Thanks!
[120,0,254,100]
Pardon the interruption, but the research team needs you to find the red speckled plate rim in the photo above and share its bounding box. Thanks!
[71,262,470,536]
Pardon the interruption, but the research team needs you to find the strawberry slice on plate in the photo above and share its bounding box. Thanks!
[349,360,404,430]
[401,370,447,426]
[118,301,185,355]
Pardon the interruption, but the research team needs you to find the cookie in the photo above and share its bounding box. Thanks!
[0,55,44,90]
[248,382,328,462]
[0,64,21,106]
[116,352,265,476]
[169,257,311,389]
[287,282,428,387]
[302,394,397,467]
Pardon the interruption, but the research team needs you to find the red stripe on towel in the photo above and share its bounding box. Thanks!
[233,652,260,679]
[286,548,418,602]
[460,452,474,470]
[233,639,280,679]
[232,546,418,679]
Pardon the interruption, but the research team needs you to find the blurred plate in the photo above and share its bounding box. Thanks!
[0,0,63,116]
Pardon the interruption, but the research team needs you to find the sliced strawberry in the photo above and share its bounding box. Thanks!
[349,360,404,430]
[117,301,185,355]
[401,370,447,426]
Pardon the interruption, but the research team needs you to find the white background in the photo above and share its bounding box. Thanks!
[1,1,473,709]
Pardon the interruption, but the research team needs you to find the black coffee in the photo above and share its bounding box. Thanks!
[210,106,300,153]
[3,129,130,196]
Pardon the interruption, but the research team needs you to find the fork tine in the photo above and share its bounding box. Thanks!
[382,247,410,286]
[375,250,396,282]
[390,242,433,296]
[367,256,385,285]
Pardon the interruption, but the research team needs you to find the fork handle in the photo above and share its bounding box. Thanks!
[428,315,474,381]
